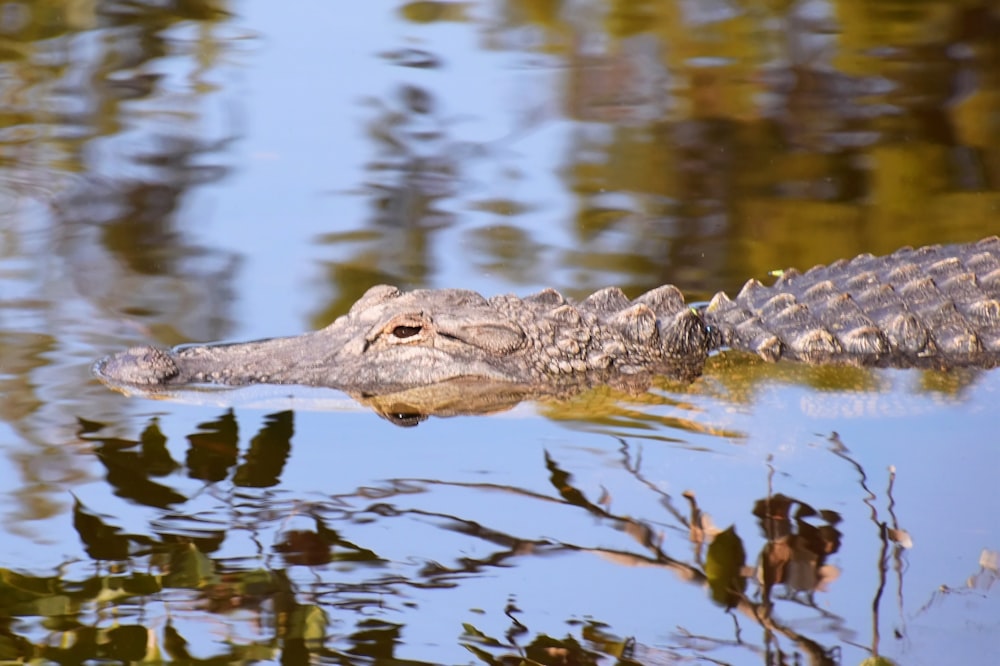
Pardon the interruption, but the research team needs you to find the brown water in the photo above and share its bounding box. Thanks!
[1,1,999,663]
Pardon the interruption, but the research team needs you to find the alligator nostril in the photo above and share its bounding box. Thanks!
[95,345,179,386]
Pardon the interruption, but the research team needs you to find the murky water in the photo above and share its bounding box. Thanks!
[2,0,1000,663]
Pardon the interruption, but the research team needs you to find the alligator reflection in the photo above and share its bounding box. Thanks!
[0,417,922,663]
[97,350,992,432]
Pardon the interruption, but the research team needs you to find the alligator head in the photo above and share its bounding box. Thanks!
[95,281,710,397]
[96,285,535,394]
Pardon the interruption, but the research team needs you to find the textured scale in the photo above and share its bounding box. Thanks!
[487,281,703,379]
[703,236,1000,365]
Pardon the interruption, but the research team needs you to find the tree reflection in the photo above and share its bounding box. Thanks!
[303,0,1000,328]
[0,0,242,588]
[491,0,1000,296]
[1,0,242,355]
[313,81,510,327]
[753,493,842,605]
[1,0,999,662]
[81,416,187,508]
[56,143,240,346]
[0,414,939,662]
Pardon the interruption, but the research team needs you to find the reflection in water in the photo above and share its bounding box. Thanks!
[57,172,240,347]
[0,414,944,664]
[92,351,999,439]
[753,492,842,605]
[312,82,449,323]
[300,0,1000,327]
[500,0,1000,296]
[0,0,241,347]
[313,79,525,326]
[0,0,242,599]
[0,1,999,664]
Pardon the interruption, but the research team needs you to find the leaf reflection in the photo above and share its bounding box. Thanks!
[3,407,979,663]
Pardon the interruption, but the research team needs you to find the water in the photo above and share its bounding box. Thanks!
[1,0,1000,663]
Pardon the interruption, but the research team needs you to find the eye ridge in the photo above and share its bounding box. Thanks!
[392,324,423,339]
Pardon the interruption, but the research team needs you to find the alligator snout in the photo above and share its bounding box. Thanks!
[94,345,180,386]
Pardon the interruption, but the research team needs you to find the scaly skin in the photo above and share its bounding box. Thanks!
[95,237,1000,397]
[703,236,1000,365]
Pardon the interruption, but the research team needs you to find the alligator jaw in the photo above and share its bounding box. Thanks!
[93,285,536,394]
[94,333,528,394]
[94,346,181,387]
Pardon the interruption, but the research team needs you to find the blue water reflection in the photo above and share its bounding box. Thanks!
[1,0,999,663]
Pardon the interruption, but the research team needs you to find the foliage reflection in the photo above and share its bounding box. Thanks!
[0,414,952,663]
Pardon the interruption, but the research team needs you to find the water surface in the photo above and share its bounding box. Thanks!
[1,0,1000,663]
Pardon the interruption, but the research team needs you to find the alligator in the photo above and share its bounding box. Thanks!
[95,237,1000,410]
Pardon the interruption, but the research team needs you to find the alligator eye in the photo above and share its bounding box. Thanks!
[392,325,422,339]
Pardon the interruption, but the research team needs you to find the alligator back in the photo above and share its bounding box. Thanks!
[702,236,1000,367]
